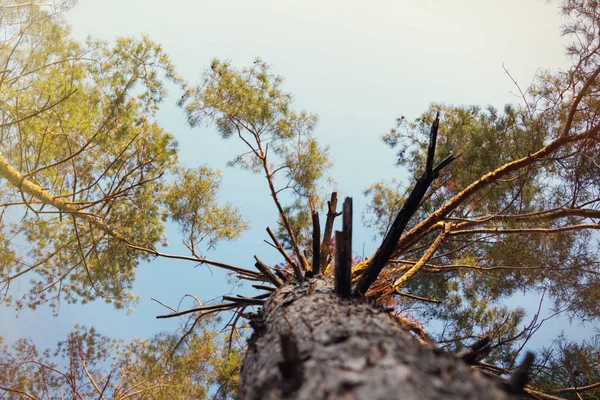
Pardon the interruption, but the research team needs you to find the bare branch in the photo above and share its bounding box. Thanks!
[320,191,339,273]
[253,255,283,287]
[392,222,451,291]
[156,303,237,319]
[355,115,458,296]
[0,385,39,400]
[553,381,600,394]
[266,227,302,280]
[222,295,265,306]
[394,291,441,304]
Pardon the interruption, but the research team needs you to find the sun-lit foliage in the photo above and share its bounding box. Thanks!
[0,321,242,399]
[180,58,331,257]
[0,1,246,312]
[1,0,600,397]
[361,0,600,390]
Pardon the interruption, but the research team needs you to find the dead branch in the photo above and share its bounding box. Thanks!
[334,198,353,297]
[252,284,275,292]
[450,223,599,236]
[393,291,441,304]
[0,385,39,400]
[354,114,458,296]
[311,206,321,275]
[222,295,265,306]
[156,303,237,319]
[253,255,283,287]
[391,124,600,261]
[553,381,600,394]
[320,191,339,272]
[258,141,309,271]
[266,227,302,280]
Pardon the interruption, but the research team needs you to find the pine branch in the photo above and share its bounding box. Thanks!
[266,227,303,280]
[354,114,457,296]
[391,124,600,261]
[391,222,451,291]
[253,255,284,287]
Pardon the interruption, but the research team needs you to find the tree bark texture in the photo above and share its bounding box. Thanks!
[238,277,511,400]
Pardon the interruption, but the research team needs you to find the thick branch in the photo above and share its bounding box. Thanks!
[452,207,600,231]
[450,223,599,236]
[553,380,600,394]
[0,152,255,279]
[391,124,600,260]
[354,114,457,296]
[392,222,450,290]
[334,198,353,298]
[560,62,600,139]
[253,255,284,287]
[0,151,125,239]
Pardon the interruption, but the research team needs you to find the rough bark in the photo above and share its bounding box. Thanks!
[238,277,511,400]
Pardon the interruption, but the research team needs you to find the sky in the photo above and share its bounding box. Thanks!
[2,0,591,357]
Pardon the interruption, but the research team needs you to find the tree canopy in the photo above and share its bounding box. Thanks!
[0,320,242,399]
[0,1,246,312]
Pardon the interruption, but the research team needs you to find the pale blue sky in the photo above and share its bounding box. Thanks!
[2,0,587,356]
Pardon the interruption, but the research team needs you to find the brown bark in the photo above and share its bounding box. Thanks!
[237,277,511,400]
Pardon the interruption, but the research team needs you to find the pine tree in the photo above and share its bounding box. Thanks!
[1,0,600,398]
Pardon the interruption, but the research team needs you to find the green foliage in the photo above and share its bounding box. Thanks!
[381,104,545,216]
[429,270,526,367]
[164,166,247,253]
[0,2,246,311]
[180,59,331,251]
[367,103,599,312]
[364,0,600,372]
[363,179,405,237]
[2,0,600,397]
[532,333,600,399]
[0,322,242,399]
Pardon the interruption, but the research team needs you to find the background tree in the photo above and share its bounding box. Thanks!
[355,0,600,394]
[0,319,242,399]
[532,333,600,399]
[180,58,332,267]
[0,0,247,312]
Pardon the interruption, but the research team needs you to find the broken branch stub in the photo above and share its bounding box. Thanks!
[320,192,339,273]
[311,209,321,276]
[334,198,353,297]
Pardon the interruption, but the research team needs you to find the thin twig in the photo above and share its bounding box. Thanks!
[266,227,302,280]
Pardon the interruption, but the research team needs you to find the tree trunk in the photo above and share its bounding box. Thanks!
[238,277,511,400]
